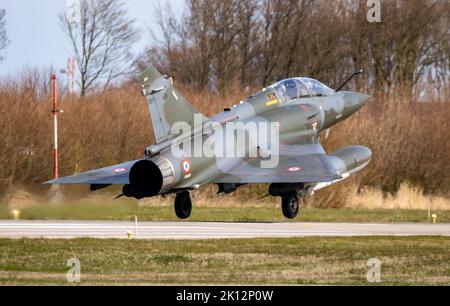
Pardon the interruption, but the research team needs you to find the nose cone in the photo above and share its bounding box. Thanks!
[340,92,371,120]
[353,92,371,107]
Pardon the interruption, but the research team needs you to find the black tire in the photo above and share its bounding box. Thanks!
[174,192,192,219]
[281,195,299,219]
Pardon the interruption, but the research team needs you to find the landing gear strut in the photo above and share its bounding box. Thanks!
[281,195,299,219]
[174,191,192,219]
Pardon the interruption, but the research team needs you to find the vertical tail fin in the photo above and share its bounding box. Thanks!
[140,65,204,143]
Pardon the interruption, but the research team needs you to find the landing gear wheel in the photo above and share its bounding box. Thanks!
[174,191,192,219]
[281,195,299,219]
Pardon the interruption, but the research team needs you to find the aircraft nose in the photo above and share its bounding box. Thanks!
[341,92,371,118]
[353,92,371,107]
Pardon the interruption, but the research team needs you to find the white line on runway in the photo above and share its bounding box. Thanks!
[0,220,449,240]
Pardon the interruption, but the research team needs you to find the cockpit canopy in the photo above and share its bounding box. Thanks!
[268,77,335,100]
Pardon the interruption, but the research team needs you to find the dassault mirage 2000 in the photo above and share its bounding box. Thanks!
[47,65,371,219]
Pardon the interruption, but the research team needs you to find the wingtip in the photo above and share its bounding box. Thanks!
[44,178,63,185]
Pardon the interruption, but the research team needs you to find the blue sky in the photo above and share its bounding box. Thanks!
[0,0,185,77]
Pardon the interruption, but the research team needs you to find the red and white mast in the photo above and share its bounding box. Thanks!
[51,74,59,179]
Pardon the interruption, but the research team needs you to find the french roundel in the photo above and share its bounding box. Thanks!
[182,160,191,174]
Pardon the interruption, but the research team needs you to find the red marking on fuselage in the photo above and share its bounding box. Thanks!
[287,166,302,173]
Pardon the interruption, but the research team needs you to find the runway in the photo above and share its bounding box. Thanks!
[0,220,449,239]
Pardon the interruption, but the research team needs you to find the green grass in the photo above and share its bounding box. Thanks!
[0,237,449,285]
[1,200,449,223]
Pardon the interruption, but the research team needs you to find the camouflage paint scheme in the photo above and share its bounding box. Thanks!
[47,65,371,219]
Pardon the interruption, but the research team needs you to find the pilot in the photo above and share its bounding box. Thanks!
[282,79,298,100]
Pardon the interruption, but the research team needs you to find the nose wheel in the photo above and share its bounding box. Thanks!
[174,191,192,219]
[281,195,299,219]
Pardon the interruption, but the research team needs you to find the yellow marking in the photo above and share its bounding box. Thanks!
[432,214,437,224]
[12,209,20,220]
[266,99,278,106]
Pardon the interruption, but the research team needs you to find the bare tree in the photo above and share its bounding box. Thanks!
[143,0,449,95]
[0,9,10,63]
[235,0,259,88]
[60,0,139,96]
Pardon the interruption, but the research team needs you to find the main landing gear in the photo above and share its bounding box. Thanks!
[174,191,192,219]
[281,195,300,219]
[268,184,304,219]
[173,187,302,220]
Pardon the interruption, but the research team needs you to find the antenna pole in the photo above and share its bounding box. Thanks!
[336,70,363,92]
[52,74,59,179]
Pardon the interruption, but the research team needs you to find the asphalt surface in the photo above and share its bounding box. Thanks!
[0,220,449,239]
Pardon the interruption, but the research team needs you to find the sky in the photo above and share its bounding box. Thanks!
[0,0,185,77]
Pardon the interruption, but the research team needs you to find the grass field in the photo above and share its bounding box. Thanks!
[1,183,449,223]
[0,237,449,285]
[1,198,449,223]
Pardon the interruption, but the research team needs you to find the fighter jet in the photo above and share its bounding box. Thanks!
[47,65,371,219]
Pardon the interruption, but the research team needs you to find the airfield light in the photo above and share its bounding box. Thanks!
[11,209,20,220]
[432,214,437,224]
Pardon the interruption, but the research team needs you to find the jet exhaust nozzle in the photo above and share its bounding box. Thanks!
[123,157,176,199]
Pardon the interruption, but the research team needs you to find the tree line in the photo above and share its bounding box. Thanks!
[143,0,448,97]
[1,0,448,97]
